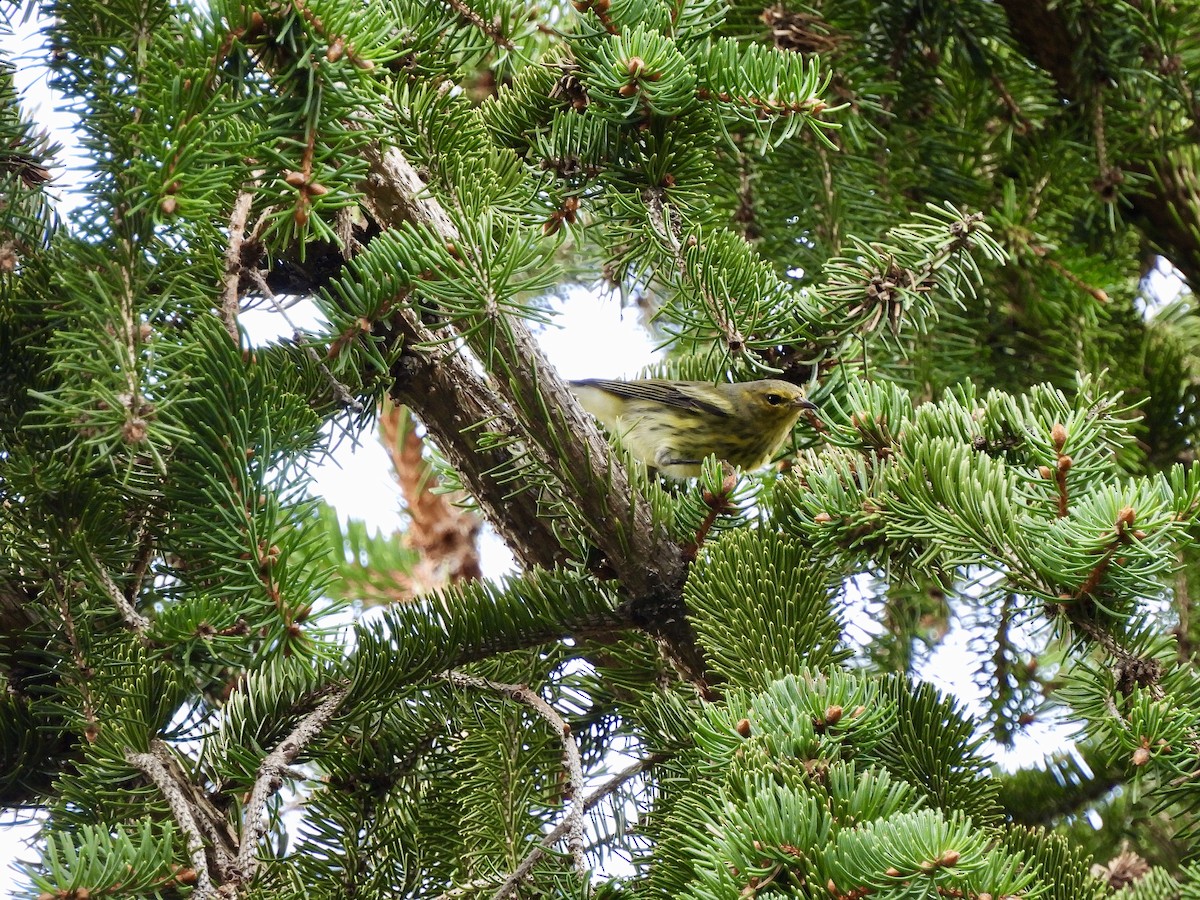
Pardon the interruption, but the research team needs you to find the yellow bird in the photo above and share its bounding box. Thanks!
[570,378,816,480]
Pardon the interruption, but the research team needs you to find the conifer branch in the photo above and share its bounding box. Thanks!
[427,747,671,900]
[234,685,348,884]
[91,555,151,633]
[446,672,588,883]
[485,751,671,898]
[360,142,704,682]
[126,745,218,900]
[220,189,255,343]
[55,579,99,744]
[443,0,515,50]
[646,192,746,356]
[996,0,1200,286]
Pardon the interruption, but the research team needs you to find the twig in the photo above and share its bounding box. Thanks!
[645,192,746,355]
[430,750,670,900]
[127,744,218,900]
[54,576,98,743]
[685,465,737,562]
[487,752,670,900]
[446,672,587,881]
[220,189,255,342]
[444,0,515,49]
[128,512,158,601]
[93,557,151,633]
[233,685,348,883]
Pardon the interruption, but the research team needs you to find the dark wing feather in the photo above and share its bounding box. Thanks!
[570,379,730,418]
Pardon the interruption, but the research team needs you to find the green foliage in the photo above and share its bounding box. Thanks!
[29,819,185,899]
[687,530,847,688]
[6,0,1200,895]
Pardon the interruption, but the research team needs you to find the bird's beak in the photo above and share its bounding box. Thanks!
[796,398,818,410]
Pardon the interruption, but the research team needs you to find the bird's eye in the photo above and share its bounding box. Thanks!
[765,393,784,405]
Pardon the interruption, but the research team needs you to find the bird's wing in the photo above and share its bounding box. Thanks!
[570,379,730,418]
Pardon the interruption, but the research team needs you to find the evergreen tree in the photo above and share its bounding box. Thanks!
[5,0,1200,897]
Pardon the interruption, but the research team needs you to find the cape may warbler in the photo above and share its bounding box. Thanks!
[570,378,816,480]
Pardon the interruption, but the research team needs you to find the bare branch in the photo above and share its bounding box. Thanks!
[92,556,150,633]
[220,189,255,343]
[127,745,218,900]
[380,400,482,598]
[233,685,348,883]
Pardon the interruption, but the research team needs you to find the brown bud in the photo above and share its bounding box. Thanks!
[1132,746,1151,766]
[159,196,177,216]
[327,37,345,61]
[138,323,152,342]
[122,418,148,443]
[626,56,646,77]
[736,718,751,737]
[814,512,832,524]
[284,170,308,187]
[1038,465,1052,479]
[1117,506,1136,528]
[823,705,843,726]
[939,849,960,867]
[885,867,900,877]
[1051,422,1068,450]
[306,182,329,197]
[618,83,638,97]
[1056,455,1072,473]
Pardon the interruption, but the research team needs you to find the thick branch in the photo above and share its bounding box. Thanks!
[387,321,571,572]
[360,143,705,683]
